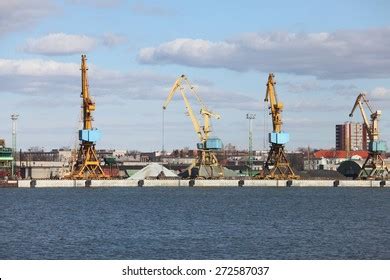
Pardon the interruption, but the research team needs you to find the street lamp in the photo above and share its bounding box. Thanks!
[11,114,19,178]
[246,113,256,176]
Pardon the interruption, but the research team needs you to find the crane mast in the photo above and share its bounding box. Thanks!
[265,74,283,133]
[349,93,388,179]
[67,54,108,179]
[81,55,95,130]
[163,75,224,179]
[258,73,298,179]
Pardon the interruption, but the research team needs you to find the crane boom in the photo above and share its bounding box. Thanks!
[349,93,380,140]
[265,73,283,133]
[163,75,220,143]
[349,93,371,137]
[163,75,203,142]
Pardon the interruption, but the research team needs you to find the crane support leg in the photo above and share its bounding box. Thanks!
[358,153,389,179]
[70,142,107,179]
[182,149,224,179]
[259,144,298,179]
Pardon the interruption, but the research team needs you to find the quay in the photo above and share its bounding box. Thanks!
[8,179,389,188]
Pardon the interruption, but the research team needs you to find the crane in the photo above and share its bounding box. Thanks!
[66,54,108,179]
[163,74,224,178]
[349,93,388,179]
[258,73,298,179]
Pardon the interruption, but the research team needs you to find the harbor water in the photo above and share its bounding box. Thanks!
[0,187,389,259]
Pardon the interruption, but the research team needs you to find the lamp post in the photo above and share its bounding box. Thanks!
[11,114,19,178]
[246,113,256,176]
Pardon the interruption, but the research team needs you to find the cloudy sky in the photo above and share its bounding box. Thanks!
[0,0,389,152]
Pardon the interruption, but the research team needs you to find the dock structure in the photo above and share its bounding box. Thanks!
[15,179,388,188]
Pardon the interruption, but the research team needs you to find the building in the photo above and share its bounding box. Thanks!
[336,122,368,151]
[0,139,13,178]
[304,149,369,171]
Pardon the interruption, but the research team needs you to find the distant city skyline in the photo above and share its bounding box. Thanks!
[0,0,389,152]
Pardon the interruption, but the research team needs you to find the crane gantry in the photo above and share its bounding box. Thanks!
[349,93,388,179]
[258,73,298,179]
[163,74,224,178]
[67,54,108,179]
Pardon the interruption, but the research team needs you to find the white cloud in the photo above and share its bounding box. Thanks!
[102,33,127,47]
[140,39,237,67]
[138,28,390,80]
[22,33,97,56]
[0,0,57,36]
[0,58,80,97]
[0,57,165,97]
[0,58,79,77]
[0,57,171,100]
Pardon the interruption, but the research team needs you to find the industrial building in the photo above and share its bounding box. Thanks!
[0,139,13,178]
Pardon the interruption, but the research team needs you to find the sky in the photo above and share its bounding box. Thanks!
[0,0,389,152]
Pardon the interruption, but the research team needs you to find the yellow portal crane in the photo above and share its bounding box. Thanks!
[258,73,298,179]
[163,75,224,178]
[67,55,108,179]
[349,93,388,179]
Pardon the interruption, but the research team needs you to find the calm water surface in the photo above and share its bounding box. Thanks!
[0,187,389,259]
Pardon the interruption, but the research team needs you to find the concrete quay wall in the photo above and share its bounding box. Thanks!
[15,179,389,188]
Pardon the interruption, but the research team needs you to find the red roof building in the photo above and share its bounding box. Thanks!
[314,150,369,159]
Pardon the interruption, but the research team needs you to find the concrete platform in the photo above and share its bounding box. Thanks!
[12,179,389,188]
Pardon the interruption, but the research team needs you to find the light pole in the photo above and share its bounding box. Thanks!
[246,113,256,176]
[11,114,19,178]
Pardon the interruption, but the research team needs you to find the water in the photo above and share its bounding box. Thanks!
[0,187,389,259]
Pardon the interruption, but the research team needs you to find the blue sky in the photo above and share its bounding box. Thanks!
[0,0,389,152]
